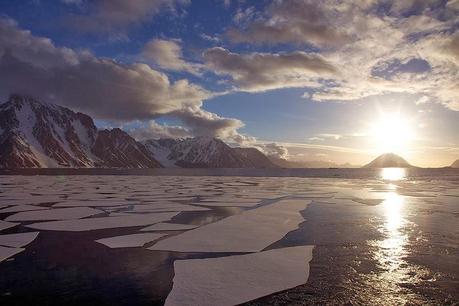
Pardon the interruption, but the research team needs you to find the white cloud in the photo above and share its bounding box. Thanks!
[0,17,249,142]
[220,1,459,110]
[66,0,190,34]
[142,38,202,75]
[203,47,335,92]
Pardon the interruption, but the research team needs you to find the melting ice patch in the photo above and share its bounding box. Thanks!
[165,246,314,306]
[149,199,309,253]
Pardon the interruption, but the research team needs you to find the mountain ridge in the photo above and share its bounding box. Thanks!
[143,137,277,168]
[0,95,278,169]
[0,95,162,168]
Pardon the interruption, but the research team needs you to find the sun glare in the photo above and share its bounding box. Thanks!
[370,113,415,154]
[381,168,406,181]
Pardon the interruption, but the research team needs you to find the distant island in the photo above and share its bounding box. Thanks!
[363,153,413,168]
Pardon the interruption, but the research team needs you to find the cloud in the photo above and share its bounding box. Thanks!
[129,121,192,140]
[308,134,342,142]
[0,17,250,142]
[227,0,350,48]
[65,0,189,34]
[142,38,202,75]
[167,105,248,141]
[203,47,336,92]
[61,0,83,5]
[256,143,289,159]
[219,1,459,110]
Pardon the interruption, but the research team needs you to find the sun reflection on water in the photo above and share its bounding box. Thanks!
[380,168,407,181]
[368,190,412,303]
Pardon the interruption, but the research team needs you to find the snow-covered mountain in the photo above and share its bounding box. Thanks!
[92,128,162,168]
[143,137,278,168]
[0,95,278,169]
[0,95,161,168]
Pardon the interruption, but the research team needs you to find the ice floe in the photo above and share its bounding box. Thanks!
[0,220,19,231]
[149,199,309,253]
[140,223,198,231]
[130,203,210,212]
[0,246,24,263]
[0,232,39,248]
[26,212,179,231]
[0,205,49,213]
[165,246,314,306]
[96,233,167,248]
[6,207,103,222]
[53,200,137,207]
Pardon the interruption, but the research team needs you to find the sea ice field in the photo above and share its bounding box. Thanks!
[0,170,458,305]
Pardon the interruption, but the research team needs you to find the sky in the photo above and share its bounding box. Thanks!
[0,0,458,167]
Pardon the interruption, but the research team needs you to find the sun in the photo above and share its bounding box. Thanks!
[370,112,415,154]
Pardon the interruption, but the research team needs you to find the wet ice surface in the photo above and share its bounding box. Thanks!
[0,171,458,305]
[165,246,314,306]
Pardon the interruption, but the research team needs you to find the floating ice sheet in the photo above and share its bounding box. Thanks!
[0,246,24,263]
[140,223,198,231]
[96,233,167,248]
[0,220,19,231]
[0,232,39,248]
[165,246,314,306]
[195,201,261,207]
[6,207,103,222]
[0,205,49,213]
[131,203,210,212]
[53,200,137,207]
[351,198,385,206]
[26,212,179,231]
[199,197,260,204]
[149,199,309,253]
